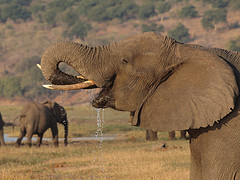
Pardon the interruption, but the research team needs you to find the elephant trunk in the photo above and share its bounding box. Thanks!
[41,41,114,89]
[64,121,68,146]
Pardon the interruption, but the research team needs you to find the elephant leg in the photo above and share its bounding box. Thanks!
[51,124,59,147]
[190,153,202,180]
[15,128,26,147]
[36,134,43,147]
[146,129,158,141]
[180,130,186,139]
[168,131,176,140]
[0,128,5,146]
[26,131,33,147]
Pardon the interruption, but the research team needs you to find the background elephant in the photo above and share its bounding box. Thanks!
[0,112,5,146]
[145,130,186,141]
[16,101,68,147]
[40,32,240,179]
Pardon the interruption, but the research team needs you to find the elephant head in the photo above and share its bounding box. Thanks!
[44,101,68,145]
[41,32,239,132]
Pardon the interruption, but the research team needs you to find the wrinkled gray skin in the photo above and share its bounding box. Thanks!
[41,32,240,179]
[16,101,68,147]
[0,112,5,146]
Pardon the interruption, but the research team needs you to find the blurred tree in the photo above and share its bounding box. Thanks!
[20,66,47,99]
[138,3,156,19]
[156,1,171,14]
[0,76,22,98]
[229,37,240,51]
[85,0,138,22]
[142,23,164,32]
[77,0,99,15]
[168,23,190,42]
[0,0,32,6]
[30,4,45,15]
[201,9,227,30]
[229,0,240,10]
[156,1,171,21]
[202,0,230,8]
[15,56,41,74]
[0,4,32,22]
[179,5,198,18]
[43,9,57,27]
[87,4,109,21]
[48,0,76,12]
[63,21,92,40]
[63,8,79,27]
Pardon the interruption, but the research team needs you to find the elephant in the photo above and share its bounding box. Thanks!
[146,129,186,141]
[146,129,158,141]
[168,130,187,140]
[40,32,240,179]
[0,112,5,146]
[15,101,68,147]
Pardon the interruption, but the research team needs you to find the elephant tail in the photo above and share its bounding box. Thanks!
[13,115,26,125]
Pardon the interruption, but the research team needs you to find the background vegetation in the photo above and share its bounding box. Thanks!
[0,0,240,102]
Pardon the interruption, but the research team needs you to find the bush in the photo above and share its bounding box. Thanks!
[0,76,22,98]
[156,1,171,14]
[48,0,76,11]
[138,3,156,19]
[201,9,227,30]
[77,0,99,15]
[229,37,240,51]
[85,0,138,22]
[62,9,79,27]
[230,0,240,10]
[15,56,41,73]
[168,23,190,42]
[0,4,32,22]
[30,4,45,15]
[63,21,92,40]
[179,5,198,18]
[105,1,139,21]
[20,66,47,99]
[43,9,57,27]
[142,23,164,32]
[202,0,230,8]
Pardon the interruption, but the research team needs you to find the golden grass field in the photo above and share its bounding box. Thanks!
[0,105,190,180]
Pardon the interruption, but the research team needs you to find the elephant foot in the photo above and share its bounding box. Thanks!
[15,143,20,148]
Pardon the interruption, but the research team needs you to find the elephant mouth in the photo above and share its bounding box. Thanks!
[38,64,98,90]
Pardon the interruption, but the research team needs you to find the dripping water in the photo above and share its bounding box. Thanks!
[91,99,107,178]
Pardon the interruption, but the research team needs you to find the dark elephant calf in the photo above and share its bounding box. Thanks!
[15,101,68,147]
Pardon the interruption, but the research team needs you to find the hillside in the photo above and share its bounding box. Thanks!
[0,0,240,105]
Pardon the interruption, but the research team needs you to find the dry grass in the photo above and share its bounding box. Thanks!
[0,137,190,180]
[0,105,190,179]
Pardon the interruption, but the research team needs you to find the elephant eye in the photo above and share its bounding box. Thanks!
[122,59,128,64]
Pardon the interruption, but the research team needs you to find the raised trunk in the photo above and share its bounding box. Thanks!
[64,122,68,146]
[41,41,113,88]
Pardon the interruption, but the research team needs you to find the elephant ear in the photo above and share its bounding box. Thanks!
[132,48,239,132]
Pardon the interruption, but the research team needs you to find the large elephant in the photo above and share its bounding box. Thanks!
[0,112,5,146]
[15,101,68,147]
[40,32,240,179]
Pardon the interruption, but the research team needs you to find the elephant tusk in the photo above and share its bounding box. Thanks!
[42,80,96,90]
[37,64,41,69]
[77,75,87,80]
